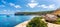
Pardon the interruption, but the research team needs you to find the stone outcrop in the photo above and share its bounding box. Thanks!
[44,8,60,22]
[44,14,58,22]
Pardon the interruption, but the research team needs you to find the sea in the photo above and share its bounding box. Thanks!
[0,14,34,27]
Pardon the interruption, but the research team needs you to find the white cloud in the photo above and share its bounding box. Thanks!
[2,0,6,4]
[27,0,38,8]
[0,0,6,7]
[31,0,35,2]
[9,3,21,8]
[9,3,15,6]
[0,10,7,14]
[0,10,15,14]
[0,5,5,7]
[48,4,55,9]
[3,10,7,12]
[41,5,48,8]
[28,3,38,8]
[14,5,21,8]
[38,4,55,9]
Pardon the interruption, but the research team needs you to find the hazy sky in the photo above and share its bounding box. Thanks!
[0,0,60,14]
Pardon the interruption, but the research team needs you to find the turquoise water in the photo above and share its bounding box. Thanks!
[0,14,33,27]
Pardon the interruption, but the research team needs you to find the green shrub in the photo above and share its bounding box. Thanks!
[52,18,60,24]
[26,17,47,27]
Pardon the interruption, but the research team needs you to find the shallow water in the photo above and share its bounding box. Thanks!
[0,14,34,27]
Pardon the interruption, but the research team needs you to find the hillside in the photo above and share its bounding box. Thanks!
[53,9,60,15]
[15,11,54,16]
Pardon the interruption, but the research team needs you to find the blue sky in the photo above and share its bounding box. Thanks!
[0,0,60,14]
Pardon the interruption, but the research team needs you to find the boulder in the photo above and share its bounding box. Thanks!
[44,14,58,22]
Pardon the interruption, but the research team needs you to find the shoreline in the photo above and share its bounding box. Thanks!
[15,20,60,27]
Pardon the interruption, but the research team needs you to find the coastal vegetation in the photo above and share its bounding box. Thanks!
[26,17,47,27]
[50,17,60,24]
[26,8,60,27]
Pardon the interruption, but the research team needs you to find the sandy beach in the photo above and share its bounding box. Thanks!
[14,20,60,27]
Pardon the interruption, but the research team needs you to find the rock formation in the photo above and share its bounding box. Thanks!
[52,8,60,17]
[44,14,58,22]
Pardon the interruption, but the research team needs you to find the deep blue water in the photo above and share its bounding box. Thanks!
[0,14,34,27]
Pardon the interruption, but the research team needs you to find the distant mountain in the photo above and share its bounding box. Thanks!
[15,8,60,16]
[14,10,54,16]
